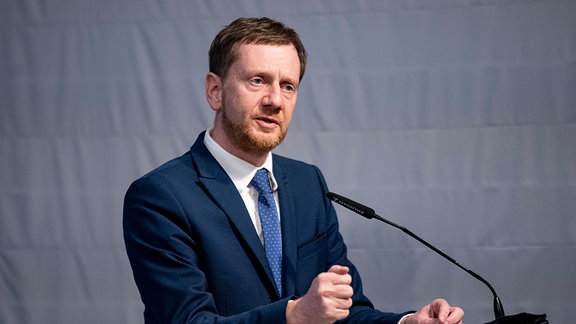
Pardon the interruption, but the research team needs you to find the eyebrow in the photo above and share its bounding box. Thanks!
[244,68,299,85]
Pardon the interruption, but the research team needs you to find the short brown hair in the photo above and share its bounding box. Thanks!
[209,17,307,81]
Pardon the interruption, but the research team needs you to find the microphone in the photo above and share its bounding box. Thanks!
[325,192,508,320]
[327,192,549,323]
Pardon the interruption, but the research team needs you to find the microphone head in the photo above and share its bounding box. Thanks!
[326,192,376,219]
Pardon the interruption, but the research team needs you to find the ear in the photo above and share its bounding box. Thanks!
[205,72,223,111]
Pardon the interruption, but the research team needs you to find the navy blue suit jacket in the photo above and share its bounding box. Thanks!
[123,132,409,323]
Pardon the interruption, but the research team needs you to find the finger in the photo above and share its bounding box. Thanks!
[315,275,353,299]
[332,283,354,300]
[330,272,352,286]
[430,299,451,322]
[331,307,351,322]
[334,296,353,311]
[325,265,352,286]
[316,271,353,299]
[328,264,349,275]
[445,307,465,323]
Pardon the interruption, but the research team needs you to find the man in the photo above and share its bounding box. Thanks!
[123,17,464,323]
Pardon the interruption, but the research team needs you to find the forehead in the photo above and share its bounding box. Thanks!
[231,43,301,80]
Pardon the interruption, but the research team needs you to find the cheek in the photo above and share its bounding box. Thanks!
[222,93,244,116]
[283,101,297,125]
[225,88,257,113]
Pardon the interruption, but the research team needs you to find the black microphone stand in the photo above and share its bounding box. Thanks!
[326,192,548,324]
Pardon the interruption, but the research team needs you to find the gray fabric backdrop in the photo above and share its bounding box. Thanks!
[1,1,575,323]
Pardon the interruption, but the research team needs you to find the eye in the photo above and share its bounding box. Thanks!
[282,83,297,92]
[250,77,264,85]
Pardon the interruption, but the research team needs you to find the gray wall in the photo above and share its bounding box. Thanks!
[1,1,575,323]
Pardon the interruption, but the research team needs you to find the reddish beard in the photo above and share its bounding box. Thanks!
[220,106,287,155]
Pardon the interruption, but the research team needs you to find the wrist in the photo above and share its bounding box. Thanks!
[286,299,298,324]
[398,313,414,324]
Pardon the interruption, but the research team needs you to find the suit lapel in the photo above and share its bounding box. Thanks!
[274,158,298,298]
[189,134,279,297]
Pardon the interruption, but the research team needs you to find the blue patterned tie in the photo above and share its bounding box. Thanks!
[251,168,283,296]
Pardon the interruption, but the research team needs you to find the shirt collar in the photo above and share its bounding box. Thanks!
[203,130,277,192]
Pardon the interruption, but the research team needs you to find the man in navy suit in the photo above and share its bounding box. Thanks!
[123,17,464,324]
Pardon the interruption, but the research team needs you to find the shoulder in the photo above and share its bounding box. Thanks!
[131,133,209,188]
[139,152,194,183]
[125,150,199,200]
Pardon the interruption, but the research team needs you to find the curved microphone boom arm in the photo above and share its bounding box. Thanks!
[326,191,505,320]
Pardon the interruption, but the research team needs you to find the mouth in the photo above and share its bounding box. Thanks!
[254,116,280,128]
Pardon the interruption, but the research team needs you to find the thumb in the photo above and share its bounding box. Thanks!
[328,265,349,275]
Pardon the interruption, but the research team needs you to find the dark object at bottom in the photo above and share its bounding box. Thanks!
[485,312,548,324]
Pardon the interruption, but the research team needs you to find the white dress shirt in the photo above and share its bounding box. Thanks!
[203,130,280,244]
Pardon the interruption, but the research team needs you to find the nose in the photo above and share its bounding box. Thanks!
[262,84,283,109]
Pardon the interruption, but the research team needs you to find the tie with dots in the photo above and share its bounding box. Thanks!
[251,168,283,296]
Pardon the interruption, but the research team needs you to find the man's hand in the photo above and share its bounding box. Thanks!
[401,298,464,324]
[286,265,354,324]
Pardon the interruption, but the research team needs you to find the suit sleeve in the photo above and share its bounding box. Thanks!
[123,175,291,324]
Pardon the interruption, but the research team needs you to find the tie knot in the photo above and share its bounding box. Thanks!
[251,169,273,195]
